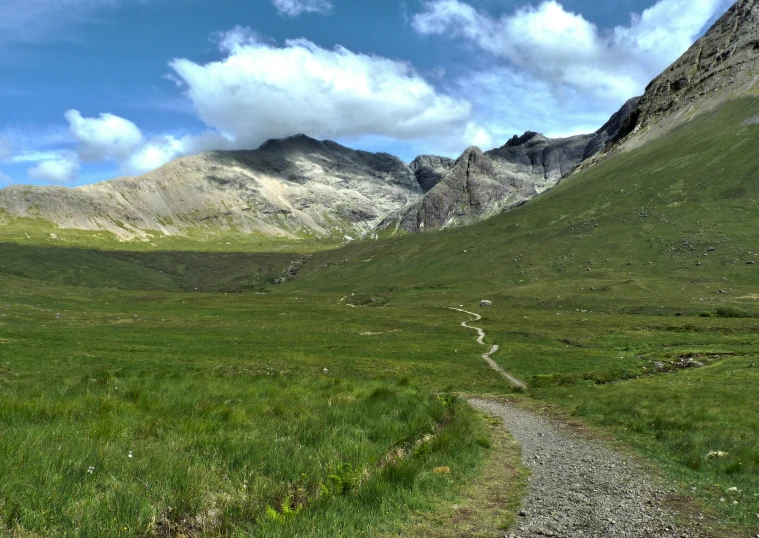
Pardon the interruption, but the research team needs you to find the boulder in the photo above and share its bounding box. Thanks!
[480,300,492,307]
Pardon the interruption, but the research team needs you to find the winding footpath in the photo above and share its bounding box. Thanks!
[450,308,717,537]
[448,307,528,390]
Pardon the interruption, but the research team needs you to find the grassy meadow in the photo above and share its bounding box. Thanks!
[1,97,759,534]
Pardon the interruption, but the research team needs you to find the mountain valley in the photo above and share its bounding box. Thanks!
[2,1,759,537]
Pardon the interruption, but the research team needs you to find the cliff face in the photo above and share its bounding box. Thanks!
[615,0,759,150]
[377,98,640,234]
[376,147,538,233]
[410,155,456,193]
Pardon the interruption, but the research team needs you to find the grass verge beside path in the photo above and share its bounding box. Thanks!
[535,357,759,531]
[0,273,507,537]
[398,410,528,538]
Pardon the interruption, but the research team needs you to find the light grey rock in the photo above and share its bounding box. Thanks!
[488,131,594,185]
[480,300,492,307]
[0,134,422,240]
[376,147,540,234]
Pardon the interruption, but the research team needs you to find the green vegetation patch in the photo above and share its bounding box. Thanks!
[539,356,759,529]
[0,368,488,537]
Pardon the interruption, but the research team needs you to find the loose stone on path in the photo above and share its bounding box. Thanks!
[470,398,718,538]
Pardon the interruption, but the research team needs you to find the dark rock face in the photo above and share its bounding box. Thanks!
[616,0,759,148]
[410,155,456,192]
[377,147,539,233]
[583,97,642,159]
[487,132,595,182]
[379,97,640,234]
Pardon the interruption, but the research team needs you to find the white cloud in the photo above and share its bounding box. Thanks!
[35,31,480,179]
[170,27,474,150]
[61,109,233,175]
[454,67,619,145]
[413,0,730,102]
[0,136,12,161]
[122,131,232,175]
[66,109,144,162]
[272,0,333,17]
[0,172,12,186]
[27,151,80,183]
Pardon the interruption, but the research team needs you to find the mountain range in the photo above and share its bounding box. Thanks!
[1,0,757,242]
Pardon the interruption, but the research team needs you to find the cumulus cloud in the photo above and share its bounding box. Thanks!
[455,67,619,144]
[272,0,333,17]
[123,131,232,175]
[26,151,81,183]
[0,172,12,186]
[169,27,473,150]
[413,0,730,102]
[66,110,144,162]
[39,33,480,180]
[61,109,231,175]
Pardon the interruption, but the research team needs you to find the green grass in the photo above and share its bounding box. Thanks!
[0,368,487,537]
[2,97,759,534]
[0,275,505,537]
[537,357,759,526]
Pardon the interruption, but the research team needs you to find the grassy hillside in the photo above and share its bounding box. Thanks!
[296,96,759,296]
[283,96,759,530]
[2,97,759,534]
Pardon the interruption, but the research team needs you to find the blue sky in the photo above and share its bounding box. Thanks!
[0,0,734,186]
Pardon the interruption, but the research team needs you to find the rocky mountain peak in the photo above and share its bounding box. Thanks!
[410,155,456,193]
[506,131,542,147]
[258,133,324,152]
[0,134,423,240]
[456,146,493,175]
[458,145,484,161]
[615,0,759,149]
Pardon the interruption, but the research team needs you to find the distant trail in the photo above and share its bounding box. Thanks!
[448,308,528,390]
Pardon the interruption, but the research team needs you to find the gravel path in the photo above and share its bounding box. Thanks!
[470,398,717,538]
[448,308,528,390]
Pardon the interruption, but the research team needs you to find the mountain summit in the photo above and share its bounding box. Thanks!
[377,97,640,234]
[613,0,759,151]
[0,135,422,240]
[2,1,756,242]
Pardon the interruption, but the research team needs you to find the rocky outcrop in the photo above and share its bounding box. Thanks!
[378,97,640,234]
[377,147,540,233]
[583,97,642,158]
[487,132,595,191]
[615,0,759,150]
[410,155,456,193]
[0,135,423,240]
